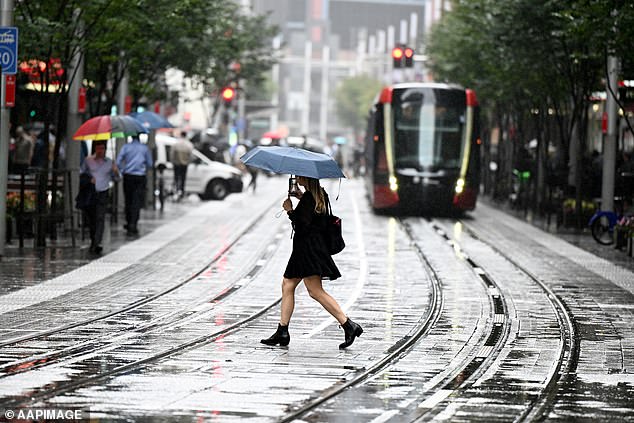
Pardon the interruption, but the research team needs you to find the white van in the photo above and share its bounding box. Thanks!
[155,133,243,200]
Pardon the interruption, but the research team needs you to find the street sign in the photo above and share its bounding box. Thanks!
[0,27,18,75]
[5,75,15,107]
[78,87,86,113]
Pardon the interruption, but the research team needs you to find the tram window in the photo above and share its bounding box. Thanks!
[394,102,465,169]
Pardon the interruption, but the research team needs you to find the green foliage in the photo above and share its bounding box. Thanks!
[334,75,382,134]
[15,0,279,116]
[427,0,633,111]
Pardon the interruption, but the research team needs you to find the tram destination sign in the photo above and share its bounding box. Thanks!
[0,27,18,74]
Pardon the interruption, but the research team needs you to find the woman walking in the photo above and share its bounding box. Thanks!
[261,176,363,349]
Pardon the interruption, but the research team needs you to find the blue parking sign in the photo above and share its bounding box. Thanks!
[0,27,18,74]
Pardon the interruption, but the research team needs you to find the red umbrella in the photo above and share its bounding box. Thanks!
[261,130,283,139]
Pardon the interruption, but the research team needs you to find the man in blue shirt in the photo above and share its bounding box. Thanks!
[80,141,120,254]
[116,136,153,236]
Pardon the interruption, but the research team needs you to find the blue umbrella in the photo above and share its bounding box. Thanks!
[240,146,345,179]
[129,111,174,130]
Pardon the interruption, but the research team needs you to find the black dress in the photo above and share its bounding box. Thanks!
[283,191,341,280]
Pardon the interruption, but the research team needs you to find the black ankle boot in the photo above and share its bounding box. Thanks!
[339,318,363,349]
[260,324,290,346]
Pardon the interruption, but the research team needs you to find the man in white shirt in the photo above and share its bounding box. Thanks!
[80,142,120,254]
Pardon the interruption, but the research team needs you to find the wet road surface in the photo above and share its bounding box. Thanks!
[0,177,632,421]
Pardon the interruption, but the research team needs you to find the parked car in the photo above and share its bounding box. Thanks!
[155,133,243,200]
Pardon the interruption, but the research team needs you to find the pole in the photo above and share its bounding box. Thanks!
[66,8,84,231]
[116,65,128,215]
[238,79,245,141]
[601,55,619,212]
[301,40,312,136]
[0,0,14,256]
[270,35,281,132]
[319,45,329,141]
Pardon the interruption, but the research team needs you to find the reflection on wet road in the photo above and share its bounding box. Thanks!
[0,179,632,421]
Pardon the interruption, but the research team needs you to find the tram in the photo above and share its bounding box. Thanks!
[364,82,481,213]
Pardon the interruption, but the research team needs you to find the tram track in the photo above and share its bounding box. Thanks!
[287,215,575,422]
[2,185,439,415]
[0,196,285,350]
[0,196,285,377]
[458,218,579,422]
[279,216,506,422]
[397,219,514,421]
[0,188,578,421]
[0,222,290,408]
[277,217,446,423]
[401,217,576,422]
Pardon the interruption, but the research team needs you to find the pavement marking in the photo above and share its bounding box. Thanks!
[368,409,400,423]
[477,345,494,357]
[0,210,205,314]
[418,389,454,409]
[478,203,634,294]
[302,187,367,338]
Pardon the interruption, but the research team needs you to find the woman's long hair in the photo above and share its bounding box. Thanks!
[304,177,326,214]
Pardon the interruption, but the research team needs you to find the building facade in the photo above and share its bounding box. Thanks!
[250,0,444,142]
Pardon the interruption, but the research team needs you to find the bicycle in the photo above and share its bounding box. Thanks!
[588,172,633,245]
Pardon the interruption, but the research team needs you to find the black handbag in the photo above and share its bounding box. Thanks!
[324,195,345,255]
[75,173,96,210]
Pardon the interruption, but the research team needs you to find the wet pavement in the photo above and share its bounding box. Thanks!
[0,177,632,422]
[0,195,201,295]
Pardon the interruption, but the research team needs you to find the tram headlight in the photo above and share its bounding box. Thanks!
[389,176,398,191]
[455,178,465,194]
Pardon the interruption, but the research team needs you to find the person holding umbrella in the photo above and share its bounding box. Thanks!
[116,136,153,236]
[73,114,150,237]
[241,146,363,349]
[79,141,120,254]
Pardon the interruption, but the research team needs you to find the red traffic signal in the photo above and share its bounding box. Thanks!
[392,46,404,68]
[404,47,414,67]
[221,87,235,103]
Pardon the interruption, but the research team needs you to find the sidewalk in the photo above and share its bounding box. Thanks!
[483,196,634,273]
[0,195,205,295]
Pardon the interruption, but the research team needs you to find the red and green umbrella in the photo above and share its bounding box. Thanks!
[73,115,148,140]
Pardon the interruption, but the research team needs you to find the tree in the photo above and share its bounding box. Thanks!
[14,0,279,245]
[16,0,280,130]
[426,0,633,225]
[334,75,382,140]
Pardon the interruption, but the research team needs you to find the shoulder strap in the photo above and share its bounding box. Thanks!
[325,191,333,216]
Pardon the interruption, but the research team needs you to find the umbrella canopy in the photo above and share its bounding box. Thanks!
[240,146,345,179]
[261,130,284,139]
[129,111,174,130]
[73,115,148,140]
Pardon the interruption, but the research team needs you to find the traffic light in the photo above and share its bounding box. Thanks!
[404,47,414,67]
[221,87,235,105]
[392,46,404,68]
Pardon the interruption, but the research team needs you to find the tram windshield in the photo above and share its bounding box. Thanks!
[393,88,466,170]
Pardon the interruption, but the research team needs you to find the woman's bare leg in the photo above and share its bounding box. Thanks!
[303,275,347,324]
[280,277,301,325]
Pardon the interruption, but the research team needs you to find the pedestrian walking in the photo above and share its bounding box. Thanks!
[116,136,153,236]
[261,176,363,349]
[31,127,56,168]
[12,126,34,174]
[170,130,194,200]
[247,166,258,193]
[80,141,120,254]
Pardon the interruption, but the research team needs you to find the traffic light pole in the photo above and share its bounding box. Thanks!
[0,0,14,256]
